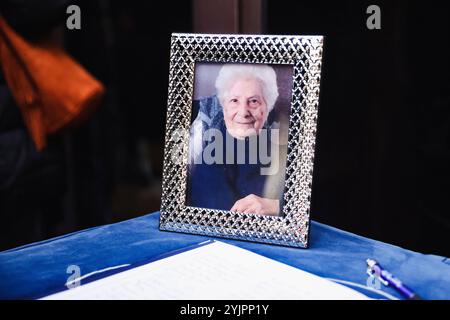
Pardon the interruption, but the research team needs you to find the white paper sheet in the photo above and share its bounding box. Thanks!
[42,241,369,300]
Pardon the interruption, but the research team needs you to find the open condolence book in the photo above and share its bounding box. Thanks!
[42,241,369,300]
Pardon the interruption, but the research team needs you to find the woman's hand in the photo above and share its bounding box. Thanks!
[230,194,279,216]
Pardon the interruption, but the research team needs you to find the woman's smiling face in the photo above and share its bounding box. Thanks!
[222,78,268,139]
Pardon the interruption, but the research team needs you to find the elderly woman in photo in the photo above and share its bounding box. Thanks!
[186,63,287,216]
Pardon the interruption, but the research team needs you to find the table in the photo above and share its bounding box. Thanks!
[0,212,449,300]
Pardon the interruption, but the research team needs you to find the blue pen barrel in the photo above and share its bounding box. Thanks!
[380,269,417,299]
[367,259,422,300]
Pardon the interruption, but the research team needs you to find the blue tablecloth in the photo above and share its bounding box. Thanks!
[0,212,449,300]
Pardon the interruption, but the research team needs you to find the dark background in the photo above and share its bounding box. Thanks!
[267,0,450,256]
[0,0,449,256]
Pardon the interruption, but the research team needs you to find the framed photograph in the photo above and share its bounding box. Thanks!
[159,33,323,248]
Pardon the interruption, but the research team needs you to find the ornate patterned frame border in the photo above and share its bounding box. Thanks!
[159,33,323,248]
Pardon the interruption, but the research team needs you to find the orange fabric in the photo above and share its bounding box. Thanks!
[0,17,105,150]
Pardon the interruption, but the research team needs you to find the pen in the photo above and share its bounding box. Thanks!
[366,259,422,300]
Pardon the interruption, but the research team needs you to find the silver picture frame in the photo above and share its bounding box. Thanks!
[159,33,323,248]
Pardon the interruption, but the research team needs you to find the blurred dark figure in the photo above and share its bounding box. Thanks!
[0,1,192,250]
[0,1,71,250]
[62,1,192,218]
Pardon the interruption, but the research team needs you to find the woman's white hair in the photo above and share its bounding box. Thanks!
[215,64,279,112]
